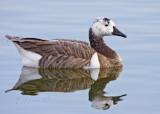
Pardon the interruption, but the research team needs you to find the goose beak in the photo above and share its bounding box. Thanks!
[112,26,127,38]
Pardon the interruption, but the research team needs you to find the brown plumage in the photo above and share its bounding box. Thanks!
[6,35,96,68]
[5,35,122,68]
[5,17,126,68]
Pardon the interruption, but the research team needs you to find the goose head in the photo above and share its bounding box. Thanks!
[91,17,127,38]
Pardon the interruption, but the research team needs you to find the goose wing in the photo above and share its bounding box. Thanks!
[6,35,96,68]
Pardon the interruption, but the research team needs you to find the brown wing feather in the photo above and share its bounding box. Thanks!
[6,35,96,68]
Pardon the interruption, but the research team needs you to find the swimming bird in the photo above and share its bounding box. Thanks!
[6,17,126,68]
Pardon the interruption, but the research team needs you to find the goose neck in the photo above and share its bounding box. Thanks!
[89,28,117,59]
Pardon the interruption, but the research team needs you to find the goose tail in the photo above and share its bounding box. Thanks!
[5,35,21,41]
[5,35,42,68]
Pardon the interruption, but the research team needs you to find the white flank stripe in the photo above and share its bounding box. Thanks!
[83,52,100,69]
[90,53,100,68]
[14,43,42,67]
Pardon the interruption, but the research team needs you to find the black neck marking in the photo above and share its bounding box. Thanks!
[89,28,117,59]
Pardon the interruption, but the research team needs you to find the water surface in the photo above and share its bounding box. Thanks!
[0,0,160,114]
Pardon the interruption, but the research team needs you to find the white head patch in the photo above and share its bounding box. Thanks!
[91,17,116,37]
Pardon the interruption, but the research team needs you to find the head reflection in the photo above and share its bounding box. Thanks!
[89,77,127,110]
[6,66,126,110]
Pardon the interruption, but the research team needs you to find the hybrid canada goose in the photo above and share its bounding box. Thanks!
[6,17,127,68]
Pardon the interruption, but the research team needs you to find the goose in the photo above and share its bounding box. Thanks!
[5,17,127,68]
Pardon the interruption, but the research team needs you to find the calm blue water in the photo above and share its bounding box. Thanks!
[0,0,160,114]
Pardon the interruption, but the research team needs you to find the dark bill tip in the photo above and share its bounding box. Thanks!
[112,26,127,38]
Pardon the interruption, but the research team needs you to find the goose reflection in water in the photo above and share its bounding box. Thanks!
[6,66,126,110]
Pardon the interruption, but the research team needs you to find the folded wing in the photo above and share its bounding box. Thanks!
[6,35,96,68]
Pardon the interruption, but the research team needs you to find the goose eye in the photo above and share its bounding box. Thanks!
[105,24,108,27]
